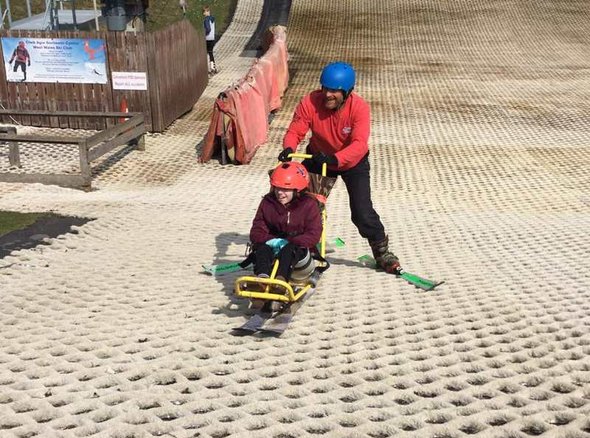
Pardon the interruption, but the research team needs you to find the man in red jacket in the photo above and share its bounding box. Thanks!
[279,62,401,274]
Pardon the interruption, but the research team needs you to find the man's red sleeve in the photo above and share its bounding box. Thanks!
[333,100,371,170]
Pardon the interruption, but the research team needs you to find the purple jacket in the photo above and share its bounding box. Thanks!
[250,193,322,249]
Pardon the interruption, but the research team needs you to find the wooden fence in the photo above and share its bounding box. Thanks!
[0,110,146,189]
[0,19,208,132]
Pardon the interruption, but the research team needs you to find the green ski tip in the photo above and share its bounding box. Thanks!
[400,272,444,291]
[358,254,377,269]
[319,237,346,254]
[332,237,346,247]
[357,255,443,291]
[202,262,243,276]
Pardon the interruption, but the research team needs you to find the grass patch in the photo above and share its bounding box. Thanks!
[0,211,49,237]
[147,0,237,35]
[5,0,237,35]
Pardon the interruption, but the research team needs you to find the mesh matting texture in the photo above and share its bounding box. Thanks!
[0,0,589,437]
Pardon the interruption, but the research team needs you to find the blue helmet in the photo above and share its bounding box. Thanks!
[320,62,355,94]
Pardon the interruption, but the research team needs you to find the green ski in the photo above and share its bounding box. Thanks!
[357,255,443,291]
[202,261,244,276]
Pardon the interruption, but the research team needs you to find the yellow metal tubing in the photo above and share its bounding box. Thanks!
[235,275,314,303]
[289,152,312,160]
[235,276,291,301]
[320,208,327,259]
[293,284,312,301]
[269,259,280,280]
[285,155,328,259]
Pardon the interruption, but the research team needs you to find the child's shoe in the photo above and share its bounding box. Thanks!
[270,275,288,294]
[270,301,284,313]
[247,274,270,309]
[249,299,266,310]
[243,273,269,292]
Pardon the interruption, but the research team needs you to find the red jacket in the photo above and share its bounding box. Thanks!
[283,90,370,170]
[250,193,322,249]
[10,46,30,64]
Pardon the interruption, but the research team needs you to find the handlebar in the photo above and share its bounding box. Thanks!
[285,152,327,258]
[288,152,312,160]
[283,152,327,177]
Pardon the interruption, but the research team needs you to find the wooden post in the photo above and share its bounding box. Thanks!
[135,134,145,151]
[8,139,21,168]
[78,139,91,188]
[1,127,21,167]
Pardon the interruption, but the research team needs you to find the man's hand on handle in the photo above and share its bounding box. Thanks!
[277,147,294,162]
[312,153,338,167]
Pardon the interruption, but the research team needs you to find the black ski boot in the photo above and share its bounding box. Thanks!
[369,235,402,275]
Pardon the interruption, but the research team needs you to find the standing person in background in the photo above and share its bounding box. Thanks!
[278,62,402,275]
[203,5,218,74]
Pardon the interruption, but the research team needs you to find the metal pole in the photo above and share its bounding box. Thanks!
[54,0,60,30]
[48,0,54,29]
[71,0,77,29]
[26,0,31,17]
[92,0,99,30]
[5,0,12,27]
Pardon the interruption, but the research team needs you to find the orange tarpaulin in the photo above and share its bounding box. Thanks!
[199,26,289,164]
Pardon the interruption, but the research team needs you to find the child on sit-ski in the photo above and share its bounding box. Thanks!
[247,162,322,309]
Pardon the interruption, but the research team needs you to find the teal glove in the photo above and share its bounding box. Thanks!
[265,238,289,255]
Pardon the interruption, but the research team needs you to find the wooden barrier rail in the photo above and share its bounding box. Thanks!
[0,111,145,190]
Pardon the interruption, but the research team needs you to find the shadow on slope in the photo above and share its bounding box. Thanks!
[0,213,93,259]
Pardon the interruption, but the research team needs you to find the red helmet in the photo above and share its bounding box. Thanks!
[270,162,309,191]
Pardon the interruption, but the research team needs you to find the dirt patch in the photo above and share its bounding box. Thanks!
[0,214,92,259]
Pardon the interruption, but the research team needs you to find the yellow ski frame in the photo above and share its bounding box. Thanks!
[235,153,327,303]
